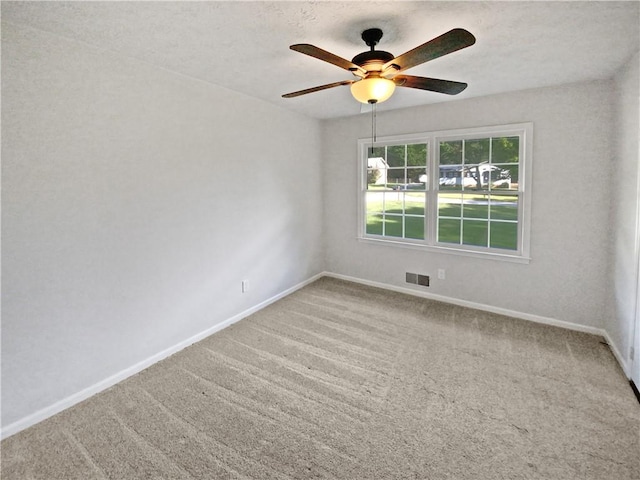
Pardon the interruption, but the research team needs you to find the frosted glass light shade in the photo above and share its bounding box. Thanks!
[350,77,396,104]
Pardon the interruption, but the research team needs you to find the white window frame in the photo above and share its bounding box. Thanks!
[357,123,533,263]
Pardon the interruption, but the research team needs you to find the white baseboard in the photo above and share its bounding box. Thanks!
[1,273,324,440]
[603,330,631,378]
[323,271,608,337]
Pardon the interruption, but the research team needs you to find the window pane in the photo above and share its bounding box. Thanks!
[490,221,517,250]
[490,164,519,190]
[369,146,386,159]
[462,194,489,219]
[438,193,461,218]
[407,143,427,166]
[385,215,403,237]
[367,169,386,188]
[407,168,427,187]
[462,219,488,247]
[387,145,405,167]
[491,137,519,163]
[438,218,461,244]
[487,165,515,190]
[465,138,490,164]
[404,192,425,216]
[491,196,518,221]
[405,216,425,240]
[365,191,384,214]
[386,168,405,187]
[439,166,463,191]
[440,140,462,165]
[461,165,484,191]
[366,214,383,235]
[382,192,404,215]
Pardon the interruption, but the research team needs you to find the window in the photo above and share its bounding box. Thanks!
[359,123,532,262]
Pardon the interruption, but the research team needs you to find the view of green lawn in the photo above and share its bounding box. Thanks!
[365,191,518,250]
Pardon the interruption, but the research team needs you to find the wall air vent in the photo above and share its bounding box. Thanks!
[406,272,429,287]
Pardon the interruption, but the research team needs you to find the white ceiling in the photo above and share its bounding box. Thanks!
[2,1,639,119]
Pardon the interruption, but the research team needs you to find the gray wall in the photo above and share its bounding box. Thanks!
[610,51,640,378]
[1,22,324,429]
[322,80,614,330]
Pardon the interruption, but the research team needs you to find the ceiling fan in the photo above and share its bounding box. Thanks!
[282,27,476,105]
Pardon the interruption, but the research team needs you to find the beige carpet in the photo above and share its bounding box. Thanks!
[2,277,639,479]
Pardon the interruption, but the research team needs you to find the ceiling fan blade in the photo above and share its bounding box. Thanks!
[282,80,354,98]
[290,44,367,77]
[394,75,468,95]
[383,28,476,73]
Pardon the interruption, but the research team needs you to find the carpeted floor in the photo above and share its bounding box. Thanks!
[2,277,639,479]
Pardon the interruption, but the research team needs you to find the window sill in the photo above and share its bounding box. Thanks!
[357,236,531,264]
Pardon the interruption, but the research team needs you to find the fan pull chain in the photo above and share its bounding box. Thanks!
[370,100,377,143]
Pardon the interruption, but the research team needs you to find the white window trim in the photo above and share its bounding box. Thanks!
[357,122,533,263]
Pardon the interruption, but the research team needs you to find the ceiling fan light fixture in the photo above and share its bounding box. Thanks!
[283,28,475,102]
[350,77,396,104]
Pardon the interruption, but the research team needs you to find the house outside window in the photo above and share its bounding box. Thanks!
[359,123,533,262]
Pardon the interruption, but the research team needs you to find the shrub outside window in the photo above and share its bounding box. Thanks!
[359,123,532,262]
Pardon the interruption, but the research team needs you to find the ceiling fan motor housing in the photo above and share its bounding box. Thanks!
[352,50,394,70]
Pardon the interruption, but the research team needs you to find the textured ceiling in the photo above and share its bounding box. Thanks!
[2,1,639,119]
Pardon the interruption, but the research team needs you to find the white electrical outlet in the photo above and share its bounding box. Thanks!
[242,280,250,293]
[438,269,446,280]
